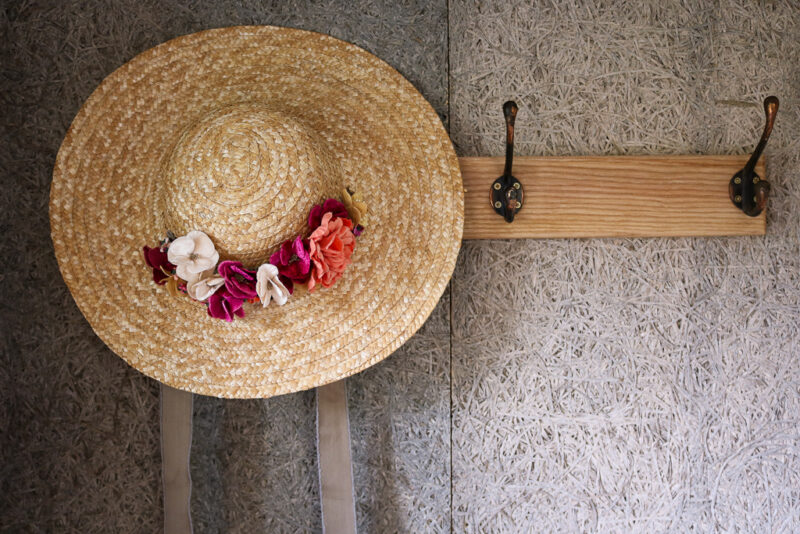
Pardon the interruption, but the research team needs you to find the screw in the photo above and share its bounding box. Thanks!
[734,195,742,203]
[493,183,502,190]
[494,201,502,209]
[753,177,760,184]
[734,177,741,185]
[513,182,521,189]
[515,201,522,209]
[753,196,758,203]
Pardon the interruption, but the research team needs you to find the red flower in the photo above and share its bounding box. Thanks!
[307,213,355,292]
[217,260,258,300]
[207,287,245,322]
[143,245,175,285]
[269,236,311,293]
[308,198,349,230]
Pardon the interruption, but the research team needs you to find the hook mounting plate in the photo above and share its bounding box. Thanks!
[491,174,524,220]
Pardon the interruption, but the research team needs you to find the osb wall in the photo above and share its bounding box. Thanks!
[2,1,798,533]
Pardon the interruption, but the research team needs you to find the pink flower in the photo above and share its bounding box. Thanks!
[308,198,349,230]
[269,236,311,294]
[307,213,355,292]
[217,260,257,300]
[143,245,175,285]
[207,287,245,322]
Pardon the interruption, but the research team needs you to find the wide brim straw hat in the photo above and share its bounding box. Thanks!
[50,26,463,398]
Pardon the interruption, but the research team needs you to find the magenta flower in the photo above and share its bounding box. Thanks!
[308,198,349,230]
[217,260,258,300]
[207,287,245,322]
[269,236,311,293]
[143,245,175,285]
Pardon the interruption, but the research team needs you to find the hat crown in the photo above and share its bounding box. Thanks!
[159,103,341,266]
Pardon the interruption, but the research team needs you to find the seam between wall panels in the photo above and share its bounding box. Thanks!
[446,1,454,532]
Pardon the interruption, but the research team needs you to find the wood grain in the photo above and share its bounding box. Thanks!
[459,155,766,239]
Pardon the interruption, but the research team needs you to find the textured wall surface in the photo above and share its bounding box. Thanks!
[2,1,799,533]
[450,1,800,532]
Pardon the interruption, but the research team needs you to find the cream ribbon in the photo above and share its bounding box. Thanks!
[316,380,357,533]
[159,380,356,534]
[160,384,194,534]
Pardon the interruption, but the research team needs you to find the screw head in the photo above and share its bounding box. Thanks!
[493,182,502,190]
[494,201,502,209]
[753,196,758,203]
[753,177,760,184]
[513,182,521,189]
[734,195,742,203]
[734,177,741,185]
[515,201,522,209]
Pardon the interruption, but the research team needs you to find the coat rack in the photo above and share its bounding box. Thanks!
[462,97,778,240]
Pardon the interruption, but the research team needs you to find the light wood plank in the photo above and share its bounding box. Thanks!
[460,155,766,239]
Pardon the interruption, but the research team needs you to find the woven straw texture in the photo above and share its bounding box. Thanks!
[49,26,463,398]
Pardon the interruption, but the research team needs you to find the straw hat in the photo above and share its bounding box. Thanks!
[50,26,463,398]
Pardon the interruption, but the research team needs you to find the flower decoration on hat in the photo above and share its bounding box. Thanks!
[269,236,312,293]
[143,245,175,285]
[186,270,225,302]
[256,264,290,307]
[167,230,220,280]
[341,188,368,233]
[143,190,366,321]
[308,212,355,292]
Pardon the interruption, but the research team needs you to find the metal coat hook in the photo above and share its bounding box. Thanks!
[491,101,523,222]
[729,96,779,217]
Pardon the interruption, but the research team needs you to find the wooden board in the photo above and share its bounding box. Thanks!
[460,155,766,240]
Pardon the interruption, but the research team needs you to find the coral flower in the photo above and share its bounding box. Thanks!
[307,212,356,292]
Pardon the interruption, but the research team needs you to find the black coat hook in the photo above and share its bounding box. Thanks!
[729,96,779,217]
[491,101,523,223]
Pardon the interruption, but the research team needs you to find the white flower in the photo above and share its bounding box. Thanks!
[167,230,219,280]
[185,270,225,302]
[256,264,289,307]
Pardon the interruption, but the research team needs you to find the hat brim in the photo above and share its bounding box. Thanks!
[50,26,463,398]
